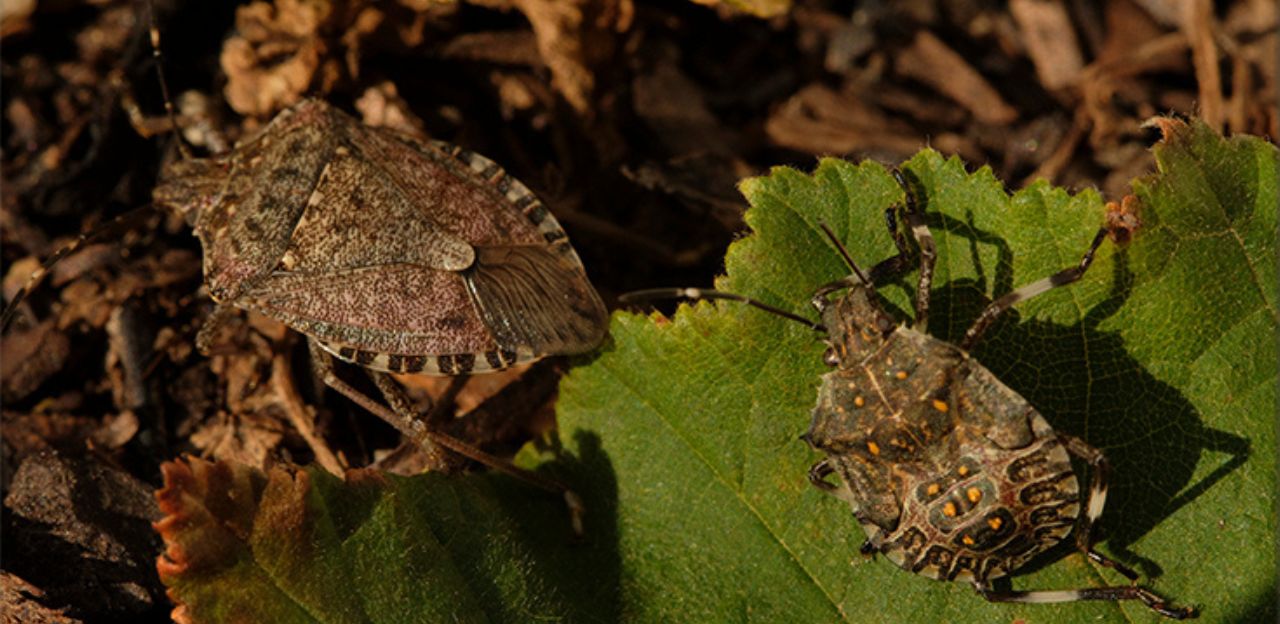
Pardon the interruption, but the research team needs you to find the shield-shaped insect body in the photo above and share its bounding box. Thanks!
[155,98,608,375]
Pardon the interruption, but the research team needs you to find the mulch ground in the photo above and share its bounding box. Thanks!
[1,0,1275,620]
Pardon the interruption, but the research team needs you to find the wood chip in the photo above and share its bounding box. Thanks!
[1011,0,1085,92]
[765,84,923,157]
[895,30,1018,125]
[1180,0,1224,127]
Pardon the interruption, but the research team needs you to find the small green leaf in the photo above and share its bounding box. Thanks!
[154,455,620,623]
[557,119,1277,622]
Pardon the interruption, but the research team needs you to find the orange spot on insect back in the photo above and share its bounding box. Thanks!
[943,502,957,517]
[967,487,982,503]
[932,399,949,412]
[957,465,969,477]
[926,483,940,496]
[962,535,975,546]
[867,441,881,455]
[988,517,1003,531]
[854,396,865,407]
[895,370,908,380]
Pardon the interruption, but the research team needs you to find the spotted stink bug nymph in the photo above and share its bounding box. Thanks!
[623,168,1196,618]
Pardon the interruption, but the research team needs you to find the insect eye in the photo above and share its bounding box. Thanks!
[876,315,894,332]
[823,346,840,367]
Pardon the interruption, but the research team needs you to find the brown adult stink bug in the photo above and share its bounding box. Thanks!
[2,10,607,527]
[623,168,1196,618]
[164,98,607,509]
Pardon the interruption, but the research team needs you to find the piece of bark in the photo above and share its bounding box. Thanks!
[0,572,81,624]
[0,318,70,403]
[766,84,923,158]
[1011,0,1085,92]
[895,30,1018,125]
[3,452,165,619]
[1180,0,1223,128]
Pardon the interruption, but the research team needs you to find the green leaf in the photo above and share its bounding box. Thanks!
[156,121,1274,623]
[154,455,621,623]
[557,118,1277,622]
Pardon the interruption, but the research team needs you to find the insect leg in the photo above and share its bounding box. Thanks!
[307,340,586,536]
[897,169,935,331]
[193,304,243,354]
[807,457,839,492]
[1057,434,1140,580]
[808,458,883,556]
[867,204,911,283]
[810,277,862,315]
[367,371,455,472]
[960,227,1107,351]
[807,458,861,506]
[974,582,1196,619]
[864,169,934,329]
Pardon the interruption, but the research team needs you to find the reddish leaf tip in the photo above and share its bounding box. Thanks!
[1141,115,1188,144]
[1105,194,1142,245]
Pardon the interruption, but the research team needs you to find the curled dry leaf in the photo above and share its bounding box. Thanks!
[508,0,633,114]
[221,0,330,116]
[188,411,287,470]
[153,458,276,624]
[354,81,427,136]
[221,0,385,117]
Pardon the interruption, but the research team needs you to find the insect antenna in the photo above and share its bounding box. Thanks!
[4,3,195,332]
[619,288,825,332]
[146,0,191,159]
[817,222,872,287]
[3,3,202,332]
[1,206,159,332]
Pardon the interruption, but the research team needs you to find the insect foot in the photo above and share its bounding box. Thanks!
[623,167,1196,618]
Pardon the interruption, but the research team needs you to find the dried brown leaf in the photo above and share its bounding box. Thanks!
[221,0,328,116]
[354,81,427,136]
[188,411,287,469]
[509,0,632,114]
